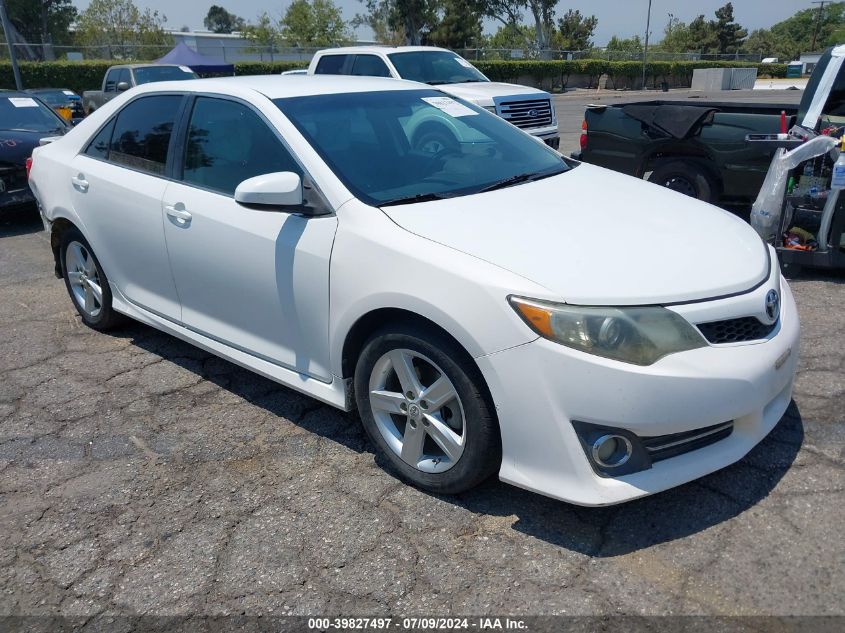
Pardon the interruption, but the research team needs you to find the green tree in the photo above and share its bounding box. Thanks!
[429,0,483,49]
[555,8,598,51]
[280,0,352,46]
[480,0,531,48]
[527,0,556,51]
[687,14,719,53]
[354,0,437,45]
[658,15,692,53]
[740,3,844,61]
[713,2,747,53]
[243,12,281,51]
[5,0,77,56]
[77,0,172,59]
[605,35,643,57]
[203,5,246,34]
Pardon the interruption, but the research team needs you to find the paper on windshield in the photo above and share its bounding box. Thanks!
[62,90,75,96]
[422,96,477,118]
[179,65,193,73]
[8,97,39,108]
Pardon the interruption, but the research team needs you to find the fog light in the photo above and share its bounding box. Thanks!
[591,434,633,468]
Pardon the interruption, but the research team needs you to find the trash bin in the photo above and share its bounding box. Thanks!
[786,63,803,78]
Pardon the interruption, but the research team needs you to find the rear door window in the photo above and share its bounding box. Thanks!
[350,55,391,77]
[108,95,183,176]
[314,55,349,75]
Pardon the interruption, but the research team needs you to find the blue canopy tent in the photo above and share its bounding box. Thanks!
[155,42,235,77]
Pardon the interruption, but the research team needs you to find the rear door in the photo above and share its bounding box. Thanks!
[70,94,185,321]
[161,95,337,381]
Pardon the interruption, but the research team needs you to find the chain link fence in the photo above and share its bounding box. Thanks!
[0,41,763,64]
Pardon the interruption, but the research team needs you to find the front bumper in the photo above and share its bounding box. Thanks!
[477,277,800,506]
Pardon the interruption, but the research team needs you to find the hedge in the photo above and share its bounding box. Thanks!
[474,59,788,90]
[0,59,786,94]
[0,60,309,94]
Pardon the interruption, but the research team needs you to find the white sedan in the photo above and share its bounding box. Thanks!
[29,76,799,506]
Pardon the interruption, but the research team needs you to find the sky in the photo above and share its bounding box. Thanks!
[70,0,816,45]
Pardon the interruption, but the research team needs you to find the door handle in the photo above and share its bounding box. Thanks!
[71,174,89,192]
[165,204,192,224]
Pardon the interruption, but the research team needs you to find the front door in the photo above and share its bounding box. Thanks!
[161,96,337,381]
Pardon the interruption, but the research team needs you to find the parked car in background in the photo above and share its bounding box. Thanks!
[29,76,798,506]
[82,64,198,114]
[26,88,85,125]
[0,90,68,212]
[574,46,845,206]
[308,46,560,150]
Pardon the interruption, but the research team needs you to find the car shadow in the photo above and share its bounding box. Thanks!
[108,320,803,558]
[0,204,43,238]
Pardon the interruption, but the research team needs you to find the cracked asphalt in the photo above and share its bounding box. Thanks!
[0,206,843,620]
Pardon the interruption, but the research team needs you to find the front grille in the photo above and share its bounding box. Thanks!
[498,98,553,129]
[0,166,27,193]
[642,421,734,463]
[697,316,777,344]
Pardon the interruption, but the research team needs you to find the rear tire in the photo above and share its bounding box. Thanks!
[648,160,719,203]
[354,324,500,495]
[60,228,122,331]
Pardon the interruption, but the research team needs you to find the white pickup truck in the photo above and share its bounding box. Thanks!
[307,46,560,150]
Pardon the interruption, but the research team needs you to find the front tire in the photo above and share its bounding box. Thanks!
[60,228,122,330]
[354,324,500,494]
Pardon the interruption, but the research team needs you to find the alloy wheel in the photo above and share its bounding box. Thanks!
[368,348,466,473]
[65,240,103,318]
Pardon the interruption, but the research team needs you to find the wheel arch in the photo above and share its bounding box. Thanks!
[48,215,82,278]
[339,307,497,411]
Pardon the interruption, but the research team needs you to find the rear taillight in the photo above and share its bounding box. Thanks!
[579,119,588,150]
[25,156,33,180]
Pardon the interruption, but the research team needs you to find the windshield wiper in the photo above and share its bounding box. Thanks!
[477,168,567,194]
[380,192,452,207]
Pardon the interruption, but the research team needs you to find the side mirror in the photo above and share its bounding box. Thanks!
[235,172,303,209]
[116,81,130,91]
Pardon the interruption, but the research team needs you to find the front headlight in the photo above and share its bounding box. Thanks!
[509,297,706,365]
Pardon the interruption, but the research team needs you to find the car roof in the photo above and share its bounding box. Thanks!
[133,75,428,99]
[315,46,452,56]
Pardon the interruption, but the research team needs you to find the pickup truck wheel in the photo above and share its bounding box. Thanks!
[648,161,718,203]
[354,324,501,495]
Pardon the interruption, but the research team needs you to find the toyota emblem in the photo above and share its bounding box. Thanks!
[764,289,780,322]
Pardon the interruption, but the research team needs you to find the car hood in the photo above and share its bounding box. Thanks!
[379,164,769,306]
[0,129,54,166]
[437,82,550,104]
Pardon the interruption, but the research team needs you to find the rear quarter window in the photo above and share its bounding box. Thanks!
[315,55,349,75]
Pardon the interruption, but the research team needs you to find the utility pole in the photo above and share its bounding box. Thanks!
[641,0,652,90]
[0,0,23,90]
[811,1,828,51]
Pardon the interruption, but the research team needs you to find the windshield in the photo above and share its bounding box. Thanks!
[0,95,66,133]
[387,51,488,85]
[134,66,198,85]
[275,89,570,206]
